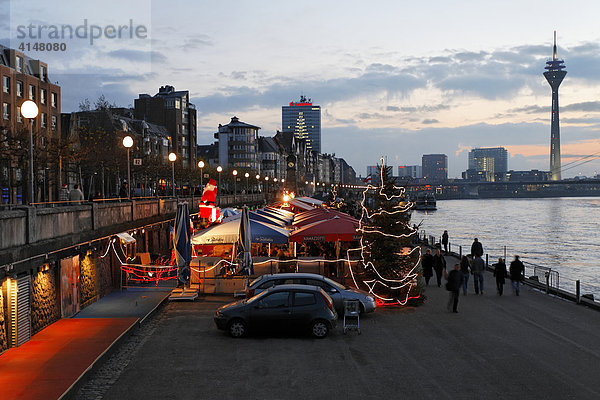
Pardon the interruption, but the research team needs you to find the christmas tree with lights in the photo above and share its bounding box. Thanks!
[351,161,423,305]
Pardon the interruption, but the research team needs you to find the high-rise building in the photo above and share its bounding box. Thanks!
[282,95,321,153]
[422,154,448,182]
[468,147,508,174]
[544,31,566,181]
[134,85,197,168]
[398,165,422,179]
[0,45,61,204]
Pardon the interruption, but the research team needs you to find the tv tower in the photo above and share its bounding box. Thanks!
[544,31,566,181]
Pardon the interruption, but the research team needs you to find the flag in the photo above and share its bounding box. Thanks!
[363,175,372,184]
[201,179,217,204]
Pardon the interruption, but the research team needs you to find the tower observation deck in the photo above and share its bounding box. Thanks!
[544,31,566,181]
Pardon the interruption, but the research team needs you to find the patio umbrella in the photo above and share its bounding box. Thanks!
[238,206,253,275]
[255,209,292,224]
[192,218,289,244]
[225,211,288,227]
[221,208,240,218]
[289,198,314,211]
[295,196,324,206]
[174,202,192,290]
[293,208,351,224]
[293,212,357,228]
[265,206,295,219]
[289,216,361,243]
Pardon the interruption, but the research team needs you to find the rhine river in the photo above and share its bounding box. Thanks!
[412,197,600,298]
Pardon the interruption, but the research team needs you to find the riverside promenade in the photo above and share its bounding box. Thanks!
[96,260,600,400]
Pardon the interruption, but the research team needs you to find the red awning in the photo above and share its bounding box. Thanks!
[293,208,352,224]
[293,211,357,228]
[289,199,314,211]
[289,216,361,243]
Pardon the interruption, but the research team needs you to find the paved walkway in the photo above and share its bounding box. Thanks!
[99,273,600,400]
[0,288,170,400]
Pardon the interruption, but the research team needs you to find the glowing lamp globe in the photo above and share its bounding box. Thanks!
[274,178,278,182]
[217,166,223,173]
[198,160,205,168]
[265,176,269,181]
[123,135,133,148]
[233,170,238,176]
[21,100,38,119]
[244,172,249,178]
[168,152,177,162]
[283,194,290,202]
[255,174,260,179]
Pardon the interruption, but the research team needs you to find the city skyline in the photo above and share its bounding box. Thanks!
[4,1,600,177]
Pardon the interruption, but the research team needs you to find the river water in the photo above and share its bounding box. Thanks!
[411,197,600,298]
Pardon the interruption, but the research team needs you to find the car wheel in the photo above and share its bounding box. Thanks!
[311,320,329,338]
[228,319,247,338]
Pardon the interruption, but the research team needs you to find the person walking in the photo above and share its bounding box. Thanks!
[69,184,84,202]
[510,255,525,296]
[421,249,434,286]
[471,254,485,295]
[442,230,449,255]
[459,255,470,295]
[433,249,447,287]
[59,184,69,202]
[445,264,463,313]
[493,258,508,296]
[471,238,483,258]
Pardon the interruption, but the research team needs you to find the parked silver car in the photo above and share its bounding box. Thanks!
[246,273,376,315]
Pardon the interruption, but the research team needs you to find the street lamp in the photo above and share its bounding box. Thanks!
[265,175,269,194]
[123,135,133,199]
[232,169,238,200]
[217,166,223,199]
[169,152,177,197]
[198,160,205,188]
[21,100,38,204]
[244,172,249,193]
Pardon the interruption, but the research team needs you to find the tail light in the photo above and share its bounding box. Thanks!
[319,289,335,312]
[247,288,254,297]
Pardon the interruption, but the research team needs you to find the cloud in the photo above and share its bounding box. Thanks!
[422,118,438,124]
[107,49,166,62]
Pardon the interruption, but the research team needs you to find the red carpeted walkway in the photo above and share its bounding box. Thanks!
[0,317,138,400]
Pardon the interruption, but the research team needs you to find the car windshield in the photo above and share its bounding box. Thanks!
[249,276,265,287]
[323,276,346,290]
[246,290,268,304]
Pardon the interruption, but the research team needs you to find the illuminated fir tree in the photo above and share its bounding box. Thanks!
[350,160,422,305]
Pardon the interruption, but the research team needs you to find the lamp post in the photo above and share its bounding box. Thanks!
[123,135,133,199]
[169,152,176,197]
[265,176,269,196]
[244,172,249,193]
[21,100,38,204]
[217,166,223,201]
[232,169,238,201]
[198,160,205,189]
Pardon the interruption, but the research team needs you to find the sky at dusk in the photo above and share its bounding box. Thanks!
[4,0,600,178]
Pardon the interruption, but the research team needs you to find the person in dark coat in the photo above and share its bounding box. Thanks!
[421,249,434,286]
[510,255,525,296]
[433,249,447,287]
[459,255,470,295]
[471,238,483,258]
[471,254,485,295]
[442,230,449,255]
[493,258,508,296]
[445,264,463,313]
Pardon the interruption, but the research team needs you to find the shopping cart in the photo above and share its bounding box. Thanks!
[343,299,361,335]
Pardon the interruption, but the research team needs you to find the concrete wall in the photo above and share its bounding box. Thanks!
[0,209,26,249]
[30,267,60,335]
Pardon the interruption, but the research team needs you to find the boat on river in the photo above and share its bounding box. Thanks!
[413,193,437,210]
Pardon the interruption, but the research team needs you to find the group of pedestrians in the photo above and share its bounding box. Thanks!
[59,184,84,202]
[422,234,527,313]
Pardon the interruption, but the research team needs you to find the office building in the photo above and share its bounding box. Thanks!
[282,95,321,153]
[422,154,448,182]
[398,165,422,179]
[468,147,508,177]
[215,116,260,170]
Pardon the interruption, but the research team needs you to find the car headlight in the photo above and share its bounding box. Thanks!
[367,296,375,303]
[215,310,224,317]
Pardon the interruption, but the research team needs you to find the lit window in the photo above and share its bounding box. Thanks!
[41,113,46,128]
[29,85,35,101]
[16,56,23,72]
[2,103,9,120]
[16,81,23,97]
[16,106,22,123]
[40,89,47,105]
[51,93,57,108]
[51,115,57,130]
[41,66,47,81]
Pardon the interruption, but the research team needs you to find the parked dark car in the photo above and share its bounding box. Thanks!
[214,284,337,338]
[246,273,376,315]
